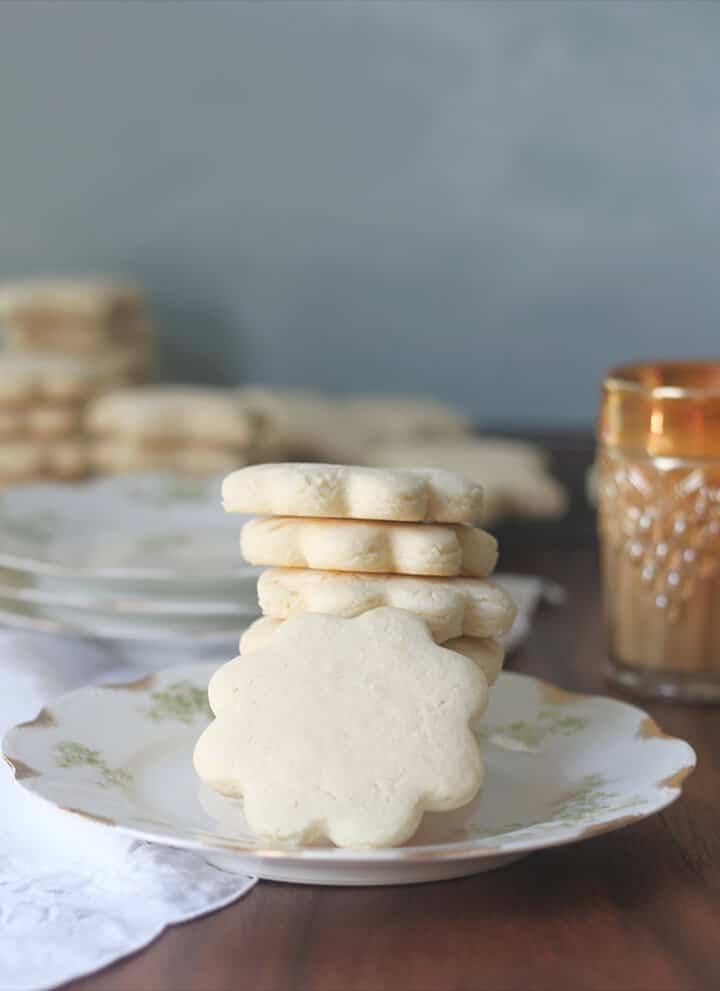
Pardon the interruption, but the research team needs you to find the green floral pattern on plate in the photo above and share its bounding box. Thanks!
[470,774,646,839]
[55,741,131,789]
[548,773,643,825]
[2,666,692,883]
[478,707,589,749]
[145,681,211,724]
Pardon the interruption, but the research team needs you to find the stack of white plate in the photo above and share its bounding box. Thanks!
[0,474,261,653]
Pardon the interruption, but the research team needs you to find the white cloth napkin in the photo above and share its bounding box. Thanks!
[0,632,256,991]
[0,573,555,991]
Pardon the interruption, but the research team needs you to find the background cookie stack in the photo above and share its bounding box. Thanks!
[0,278,155,486]
[195,462,518,848]
[226,462,517,702]
[0,276,569,529]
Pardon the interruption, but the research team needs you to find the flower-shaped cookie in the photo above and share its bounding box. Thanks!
[194,607,487,848]
[239,616,506,686]
[241,517,498,577]
[257,568,517,642]
[222,463,484,523]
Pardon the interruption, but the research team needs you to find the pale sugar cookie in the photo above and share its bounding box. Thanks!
[240,614,505,686]
[257,567,516,642]
[241,516,497,577]
[223,463,484,524]
[194,608,486,848]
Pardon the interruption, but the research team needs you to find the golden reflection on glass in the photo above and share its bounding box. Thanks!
[597,361,720,702]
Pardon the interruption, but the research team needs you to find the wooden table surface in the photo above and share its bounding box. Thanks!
[73,435,720,991]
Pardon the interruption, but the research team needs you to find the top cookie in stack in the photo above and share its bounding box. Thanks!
[224,463,516,687]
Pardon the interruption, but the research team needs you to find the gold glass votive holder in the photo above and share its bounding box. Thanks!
[597,360,720,702]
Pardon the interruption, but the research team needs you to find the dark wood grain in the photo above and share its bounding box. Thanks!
[70,434,720,991]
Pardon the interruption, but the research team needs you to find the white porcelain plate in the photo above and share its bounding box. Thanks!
[2,665,695,886]
[0,474,256,581]
[0,596,258,643]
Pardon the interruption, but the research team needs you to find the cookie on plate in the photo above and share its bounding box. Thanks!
[194,607,486,848]
[241,516,497,577]
[223,463,484,524]
[239,614,505,686]
[257,567,516,642]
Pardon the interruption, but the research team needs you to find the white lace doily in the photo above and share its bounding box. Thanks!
[0,632,256,991]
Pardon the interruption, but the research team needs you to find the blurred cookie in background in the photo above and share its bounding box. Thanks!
[91,441,249,478]
[87,384,261,476]
[343,394,472,445]
[0,404,83,441]
[0,439,90,488]
[235,385,349,461]
[0,277,146,351]
[234,386,475,463]
[367,437,568,527]
[0,352,147,466]
[0,277,156,386]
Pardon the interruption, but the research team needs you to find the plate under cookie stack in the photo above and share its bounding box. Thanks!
[0,279,155,487]
[194,463,517,850]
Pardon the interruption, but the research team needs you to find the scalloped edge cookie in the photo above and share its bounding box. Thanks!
[257,567,516,642]
[240,614,505,686]
[241,516,497,577]
[223,463,484,523]
[194,607,486,848]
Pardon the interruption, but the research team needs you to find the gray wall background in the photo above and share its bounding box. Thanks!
[1,1,720,425]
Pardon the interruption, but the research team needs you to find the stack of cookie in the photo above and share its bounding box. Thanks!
[194,463,517,849]
[0,277,153,380]
[86,385,263,476]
